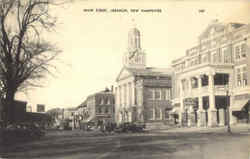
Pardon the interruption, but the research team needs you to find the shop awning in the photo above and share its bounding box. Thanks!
[231,99,249,111]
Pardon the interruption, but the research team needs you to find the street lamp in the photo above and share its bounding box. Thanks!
[225,85,232,133]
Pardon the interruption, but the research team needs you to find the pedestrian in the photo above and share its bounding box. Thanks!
[106,122,112,135]
[100,120,106,135]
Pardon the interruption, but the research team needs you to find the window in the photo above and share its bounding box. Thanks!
[105,107,109,113]
[161,89,166,100]
[236,66,247,87]
[224,48,232,63]
[212,49,222,64]
[214,74,229,85]
[241,43,247,58]
[100,98,104,105]
[194,58,199,65]
[155,107,161,119]
[102,107,106,114]
[237,68,241,87]
[235,46,240,60]
[98,107,102,113]
[218,50,222,63]
[213,53,217,63]
[202,54,208,63]
[243,66,248,86]
[191,77,198,88]
[235,43,247,60]
[148,107,154,120]
[107,99,110,105]
[166,89,171,100]
[155,90,161,100]
[148,89,154,100]
[181,79,189,91]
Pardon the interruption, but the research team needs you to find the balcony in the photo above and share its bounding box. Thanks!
[214,85,228,95]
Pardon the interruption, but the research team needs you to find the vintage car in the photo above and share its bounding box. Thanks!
[114,122,146,133]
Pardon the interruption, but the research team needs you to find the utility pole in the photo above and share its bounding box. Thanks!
[226,89,231,133]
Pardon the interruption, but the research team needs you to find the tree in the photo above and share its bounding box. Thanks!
[0,0,63,124]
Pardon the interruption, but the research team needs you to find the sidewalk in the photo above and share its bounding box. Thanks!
[156,123,250,134]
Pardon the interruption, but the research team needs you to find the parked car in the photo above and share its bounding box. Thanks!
[114,122,146,133]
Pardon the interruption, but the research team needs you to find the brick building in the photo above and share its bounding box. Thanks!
[114,27,173,125]
[172,20,250,127]
[83,88,115,124]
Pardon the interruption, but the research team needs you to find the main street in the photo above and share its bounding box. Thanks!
[1,124,250,159]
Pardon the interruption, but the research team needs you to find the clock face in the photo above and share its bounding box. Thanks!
[126,49,145,67]
[130,53,142,64]
[129,49,137,60]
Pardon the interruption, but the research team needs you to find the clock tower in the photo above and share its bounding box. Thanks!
[123,27,146,68]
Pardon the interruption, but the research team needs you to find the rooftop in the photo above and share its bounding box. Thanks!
[126,67,173,77]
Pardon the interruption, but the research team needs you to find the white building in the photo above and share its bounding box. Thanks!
[172,20,250,127]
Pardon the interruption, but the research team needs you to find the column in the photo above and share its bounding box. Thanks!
[127,83,131,122]
[130,83,132,107]
[208,73,217,127]
[127,83,130,108]
[124,84,128,122]
[197,76,205,127]
[124,84,127,108]
[197,97,206,127]
[179,79,184,126]
[118,86,121,123]
[219,109,225,126]
[187,77,193,127]
[121,85,125,123]
[197,75,202,89]
[120,85,123,108]
[187,106,194,127]
[114,87,118,123]
[131,81,137,121]
[131,81,135,105]
[229,95,237,125]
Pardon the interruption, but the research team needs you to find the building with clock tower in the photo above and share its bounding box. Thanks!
[114,27,173,127]
[123,28,146,69]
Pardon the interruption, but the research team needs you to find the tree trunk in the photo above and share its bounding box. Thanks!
[4,88,16,125]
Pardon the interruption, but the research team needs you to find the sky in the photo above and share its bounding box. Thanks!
[15,0,250,112]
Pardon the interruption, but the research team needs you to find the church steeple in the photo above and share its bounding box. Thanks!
[128,27,141,52]
[123,23,146,69]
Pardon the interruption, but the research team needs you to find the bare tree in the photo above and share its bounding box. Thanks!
[0,0,63,124]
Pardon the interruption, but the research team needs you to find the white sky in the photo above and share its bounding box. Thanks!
[15,1,250,111]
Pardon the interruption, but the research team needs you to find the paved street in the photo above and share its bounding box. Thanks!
[1,124,250,159]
